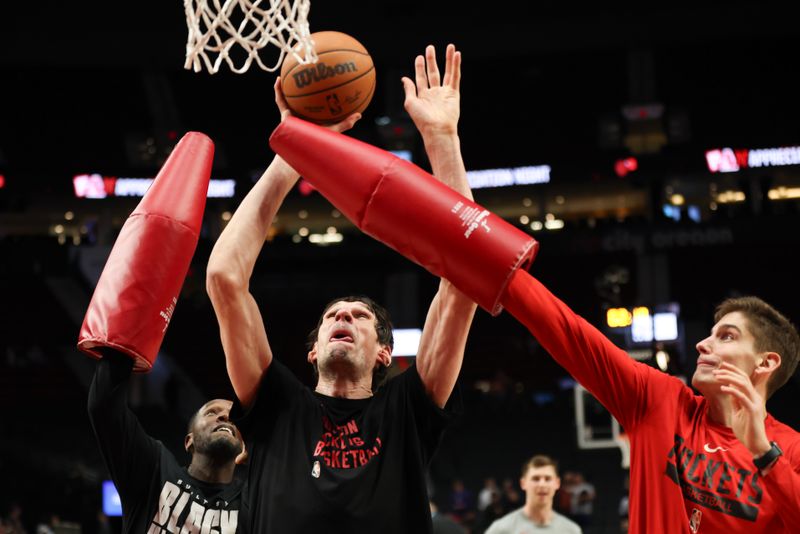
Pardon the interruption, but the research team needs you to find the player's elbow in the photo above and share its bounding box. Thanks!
[206,265,246,304]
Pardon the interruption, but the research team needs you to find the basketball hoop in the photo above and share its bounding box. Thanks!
[616,433,631,469]
[183,0,317,74]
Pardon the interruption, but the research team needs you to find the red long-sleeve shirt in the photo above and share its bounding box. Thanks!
[504,270,800,533]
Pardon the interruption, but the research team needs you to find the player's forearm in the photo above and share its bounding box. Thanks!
[208,156,299,284]
[87,350,152,466]
[507,272,659,428]
[87,351,133,422]
[416,279,477,407]
[415,131,476,406]
[422,132,473,200]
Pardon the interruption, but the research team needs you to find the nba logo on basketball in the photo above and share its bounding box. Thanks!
[689,508,702,533]
[326,94,343,114]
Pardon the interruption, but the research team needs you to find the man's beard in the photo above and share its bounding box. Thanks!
[195,434,242,461]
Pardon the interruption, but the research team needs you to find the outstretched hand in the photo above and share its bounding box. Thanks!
[713,362,771,456]
[401,44,461,138]
[273,78,361,133]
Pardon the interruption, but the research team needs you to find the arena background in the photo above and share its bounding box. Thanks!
[2,2,799,533]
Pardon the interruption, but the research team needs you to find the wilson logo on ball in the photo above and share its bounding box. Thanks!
[280,31,375,124]
[293,61,359,89]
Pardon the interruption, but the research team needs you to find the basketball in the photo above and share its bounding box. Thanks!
[280,31,376,124]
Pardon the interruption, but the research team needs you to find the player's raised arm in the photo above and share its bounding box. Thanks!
[402,44,477,407]
[207,79,360,407]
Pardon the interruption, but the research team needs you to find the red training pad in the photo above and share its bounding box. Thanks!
[270,117,538,315]
[78,132,214,371]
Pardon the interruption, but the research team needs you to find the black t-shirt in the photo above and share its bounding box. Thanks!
[87,355,243,533]
[233,359,459,534]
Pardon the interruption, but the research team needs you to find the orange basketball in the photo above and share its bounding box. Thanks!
[280,31,376,124]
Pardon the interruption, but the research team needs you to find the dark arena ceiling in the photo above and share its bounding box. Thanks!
[2,2,799,180]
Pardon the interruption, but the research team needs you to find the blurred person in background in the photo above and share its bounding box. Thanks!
[486,455,581,534]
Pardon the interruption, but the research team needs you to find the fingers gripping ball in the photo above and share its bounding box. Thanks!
[280,31,376,124]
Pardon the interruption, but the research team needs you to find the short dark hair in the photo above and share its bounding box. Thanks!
[715,296,800,399]
[521,454,559,478]
[307,295,394,391]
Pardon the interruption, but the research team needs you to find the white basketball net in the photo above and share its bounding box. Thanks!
[183,0,317,74]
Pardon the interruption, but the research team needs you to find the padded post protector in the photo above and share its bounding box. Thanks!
[77,132,214,371]
[270,117,538,315]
